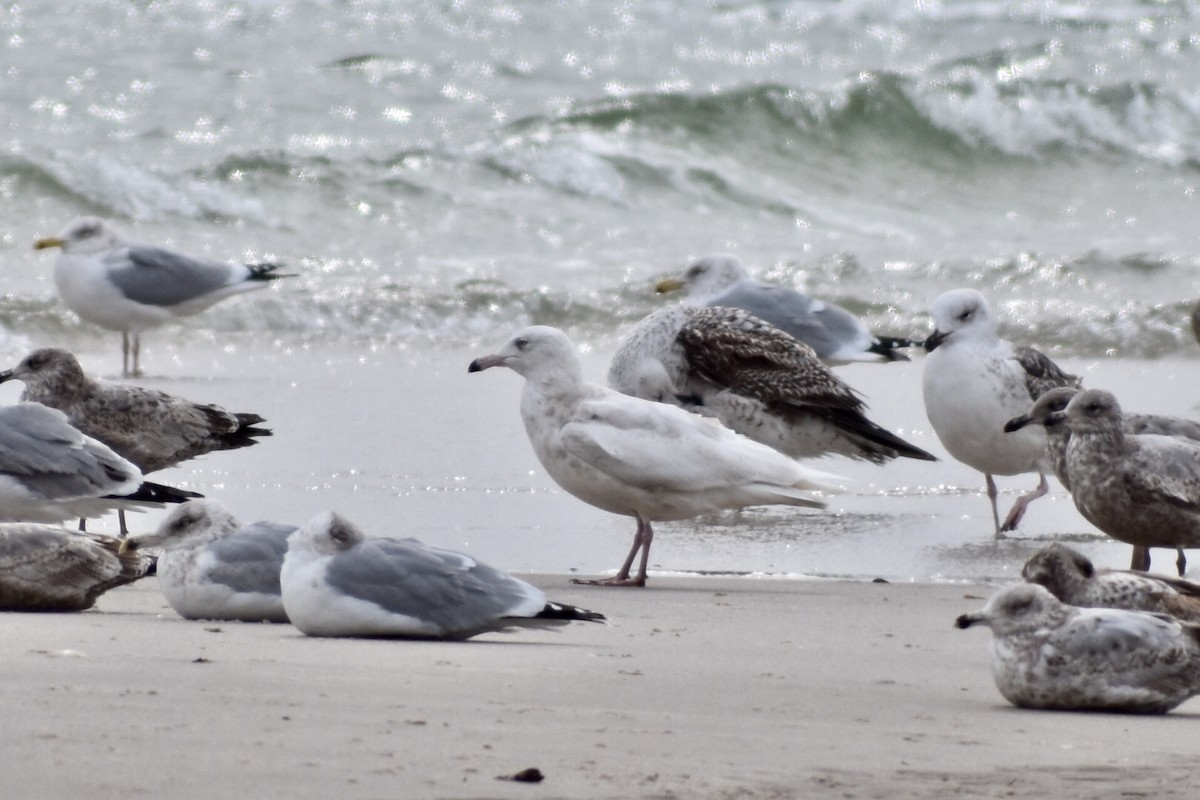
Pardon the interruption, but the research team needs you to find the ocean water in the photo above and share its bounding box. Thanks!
[1,1,1199,580]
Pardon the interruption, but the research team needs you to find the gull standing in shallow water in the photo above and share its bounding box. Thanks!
[280,512,606,639]
[921,288,1079,535]
[1047,389,1200,573]
[956,582,1200,714]
[608,304,937,464]
[655,253,914,364]
[0,524,151,611]
[34,217,293,376]
[469,325,844,586]
[120,500,294,623]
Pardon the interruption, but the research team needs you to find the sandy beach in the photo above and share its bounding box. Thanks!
[3,576,1200,800]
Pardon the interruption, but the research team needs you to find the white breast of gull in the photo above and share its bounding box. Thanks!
[957,582,1200,713]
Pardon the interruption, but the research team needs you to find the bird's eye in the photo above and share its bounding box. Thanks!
[956,309,972,322]
[77,224,99,238]
[514,337,529,350]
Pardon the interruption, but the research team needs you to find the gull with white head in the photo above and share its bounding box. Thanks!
[469,325,844,586]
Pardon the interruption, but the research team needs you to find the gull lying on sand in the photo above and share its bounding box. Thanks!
[0,402,199,526]
[608,304,936,464]
[280,512,605,639]
[121,500,294,623]
[1006,386,1200,573]
[35,217,292,376]
[655,253,914,364]
[0,524,151,611]
[922,289,1078,535]
[1022,543,1200,622]
[956,582,1200,714]
[470,325,844,586]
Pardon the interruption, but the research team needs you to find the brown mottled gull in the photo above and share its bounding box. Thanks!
[607,305,936,464]
[922,288,1079,535]
[470,325,844,587]
[956,582,1200,714]
[0,524,151,611]
[1022,543,1200,622]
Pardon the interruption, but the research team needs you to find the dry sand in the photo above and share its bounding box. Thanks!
[3,575,1200,800]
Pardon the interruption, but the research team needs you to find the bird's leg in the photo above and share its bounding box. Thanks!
[999,471,1049,534]
[1177,548,1187,576]
[985,474,1003,537]
[77,517,87,532]
[571,515,651,587]
[118,509,129,537]
[121,332,131,377]
[131,333,142,377]
[1130,546,1151,572]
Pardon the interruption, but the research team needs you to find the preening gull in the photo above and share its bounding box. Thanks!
[0,524,151,611]
[956,582,1200,713]
[608,305,937,464]
[280,512,606,639]
[655,253,914,364]
[1006,386,1200,573]
[34,217,293,377]
[1047,389,1200,572]
[121,500,294,623]
[922,289,1079,534]
[469,325,844,587]
[1022,543,1200,623]
[0,402,200,525]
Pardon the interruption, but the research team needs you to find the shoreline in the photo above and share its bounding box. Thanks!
[5,575,1200,799]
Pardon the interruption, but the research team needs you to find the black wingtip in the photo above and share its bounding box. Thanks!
[537,601,607,623]
[246,262,298,281]
[867,336,916,362]
[468,359,483,373]
[115,482,205,504]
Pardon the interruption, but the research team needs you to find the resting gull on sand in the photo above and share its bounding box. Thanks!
[1006,386,1200,573]
[120,500,294,623]
[0,524,151,611]
[0,402,199,525]
[608,305,936,464]
[1021,543,1200,622]
[280,511,606,639]
[956,582,1200,713]
[34,217,293,376]
[922,289,1079,535]
[655,254,914,364]
[469,325,844,586]
[1046,389,1200,574]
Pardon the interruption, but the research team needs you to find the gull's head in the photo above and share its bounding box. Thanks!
[0,348,88,394]
[1003,386,1080,434]
[468,325,581,382]
[288,511,364,558]
[656,253,749,301]
[34,216,121,256]
[121,499,240,554]
[924,288,995,352]
[1021,543,1094,596]
[955,583,1065,636]
[1054,388,1123,435]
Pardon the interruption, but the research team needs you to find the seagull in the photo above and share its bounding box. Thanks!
[1047,389,1200,573]
[956,582,1200,714]
[922,289,1079,535]
[1006,386,1200,573]
[607,304,937,463]
[34,217,293,376]
[469,325,844,586]
[0,524,151,611]
[655,253,914,364]
[1021,543,1200,622]
[120,500,294,623]
[279,511,606,639]
[0,402,200,526]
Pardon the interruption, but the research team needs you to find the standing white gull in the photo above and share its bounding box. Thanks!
[1047,389,1200,572]
[34,217,293,376]
[655,253,914,364]
[922,289,1079,535]
[120,500,294,623]
[1006,386,1200,573]
[1021,543,1200,623]
[608,305,936,463]
[469,325,844,586]
[0,402,199,525]
[956,582,1200,713]
[0,524,151,611]
[279,512,606,639]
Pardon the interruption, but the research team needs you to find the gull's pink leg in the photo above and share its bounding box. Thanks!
[1000,472,1049,534]
[572,515,651,588]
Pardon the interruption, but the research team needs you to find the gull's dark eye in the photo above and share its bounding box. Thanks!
[956,309,972,322]
[514,337,529,350]
[76,223,100,238]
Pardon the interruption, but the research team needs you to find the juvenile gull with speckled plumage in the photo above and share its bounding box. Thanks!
[0,524,151,611]
[922,289,1079,535]
[121,500,294,623]
[956,582,1200,713]
[608,305,936,465]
